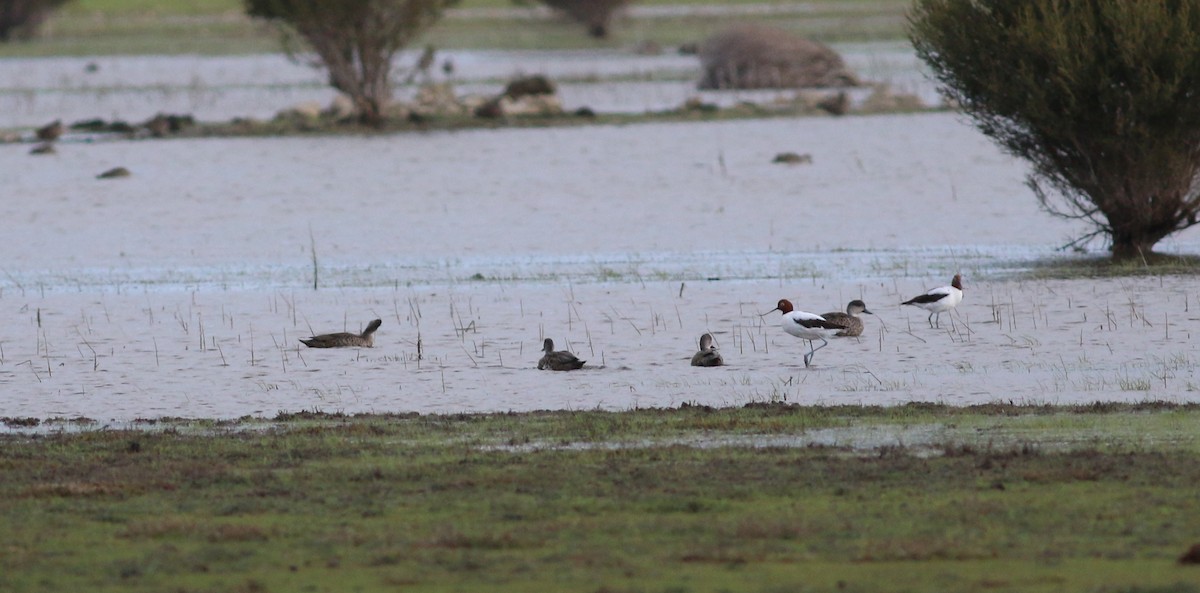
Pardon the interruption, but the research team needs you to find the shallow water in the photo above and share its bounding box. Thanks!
[3,109,1200,422]
[2,274,1198,424]
[0,43,930,129]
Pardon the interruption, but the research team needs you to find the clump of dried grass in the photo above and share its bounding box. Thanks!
[698,24,860,90]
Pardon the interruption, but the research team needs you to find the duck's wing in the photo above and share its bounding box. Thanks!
[691,350,723,367]
[299,331,357,348]
[820,311,853,329]
[547,351,585,370]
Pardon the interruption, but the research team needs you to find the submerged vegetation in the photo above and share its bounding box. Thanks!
[3,403,1200,592]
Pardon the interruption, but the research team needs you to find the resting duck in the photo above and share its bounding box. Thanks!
[690,333,724,367]
[36,119,63,142]
[821,300,873,337]
[538,338,585,371]
[300,319,382,348]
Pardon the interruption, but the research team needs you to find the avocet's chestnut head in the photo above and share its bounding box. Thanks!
[772,299,794,315]
[951,274,963,290]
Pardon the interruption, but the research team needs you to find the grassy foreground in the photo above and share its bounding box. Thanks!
[3,403,1200,593]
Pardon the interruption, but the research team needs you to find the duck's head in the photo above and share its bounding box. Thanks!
[848,300,873,315]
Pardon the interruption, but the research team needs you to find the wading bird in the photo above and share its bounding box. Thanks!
[769,299,844,368]
[902,274,963,329]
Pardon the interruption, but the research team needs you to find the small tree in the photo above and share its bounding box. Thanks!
[0,0,72,41]
[537,0,630,38]
[909,0,1200,260]
[245,0,457,126]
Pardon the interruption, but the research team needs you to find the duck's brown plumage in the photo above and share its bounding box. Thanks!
[538,338,585,371]
[36,119,63,142]
[300,319,381,348]
[690,333,724,367]
[820,300,872,337]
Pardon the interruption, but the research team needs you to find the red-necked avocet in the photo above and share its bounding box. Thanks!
[690,333,724,367]
[821,300,873,337]
[538,338,586,371]
[300,319,382,348]
[902,274,964,329]
[768,299,844,368]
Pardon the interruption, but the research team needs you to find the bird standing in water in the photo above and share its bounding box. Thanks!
[902,274,963,329]
[769,299,844,368]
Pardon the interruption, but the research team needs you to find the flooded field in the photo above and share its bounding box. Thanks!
[0,42,929,128]
[2,48,1199,423]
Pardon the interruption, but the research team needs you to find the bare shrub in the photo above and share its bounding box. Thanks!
[0,0,71,41]
[245,0,458,126]
[698,24,859,90]
[535,0,630,38]
[910,0,1200,260]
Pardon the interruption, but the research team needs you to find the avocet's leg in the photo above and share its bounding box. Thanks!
[808,337,829,366]
[927,312,935,329]
[803,340,815,367]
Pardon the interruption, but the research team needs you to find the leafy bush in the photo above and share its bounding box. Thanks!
[909,0,1200,260]
[245,0,458,126]
[0,0,71,41]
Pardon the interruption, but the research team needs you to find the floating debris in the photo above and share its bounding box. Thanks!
[97,166,132,179]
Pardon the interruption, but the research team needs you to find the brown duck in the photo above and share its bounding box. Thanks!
[538,338,585,371]
[821,300,873,337]
[690,333,724,367]
[36,119,63,142]
[300,319,381,348]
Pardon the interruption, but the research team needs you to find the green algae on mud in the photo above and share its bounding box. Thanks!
[3,404,1200,593]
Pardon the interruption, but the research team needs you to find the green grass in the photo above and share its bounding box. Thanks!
[4,403,1200,593]
[2,0,912,56]
[1016,253,1200,280]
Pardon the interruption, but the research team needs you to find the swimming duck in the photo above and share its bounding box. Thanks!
[821,300,873,337]
[538,338,585,371]
[769,299,844,368]
[300,319,382,348]
[902,274,963,329]
[36,119,63,142]
[690,332,724,367]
